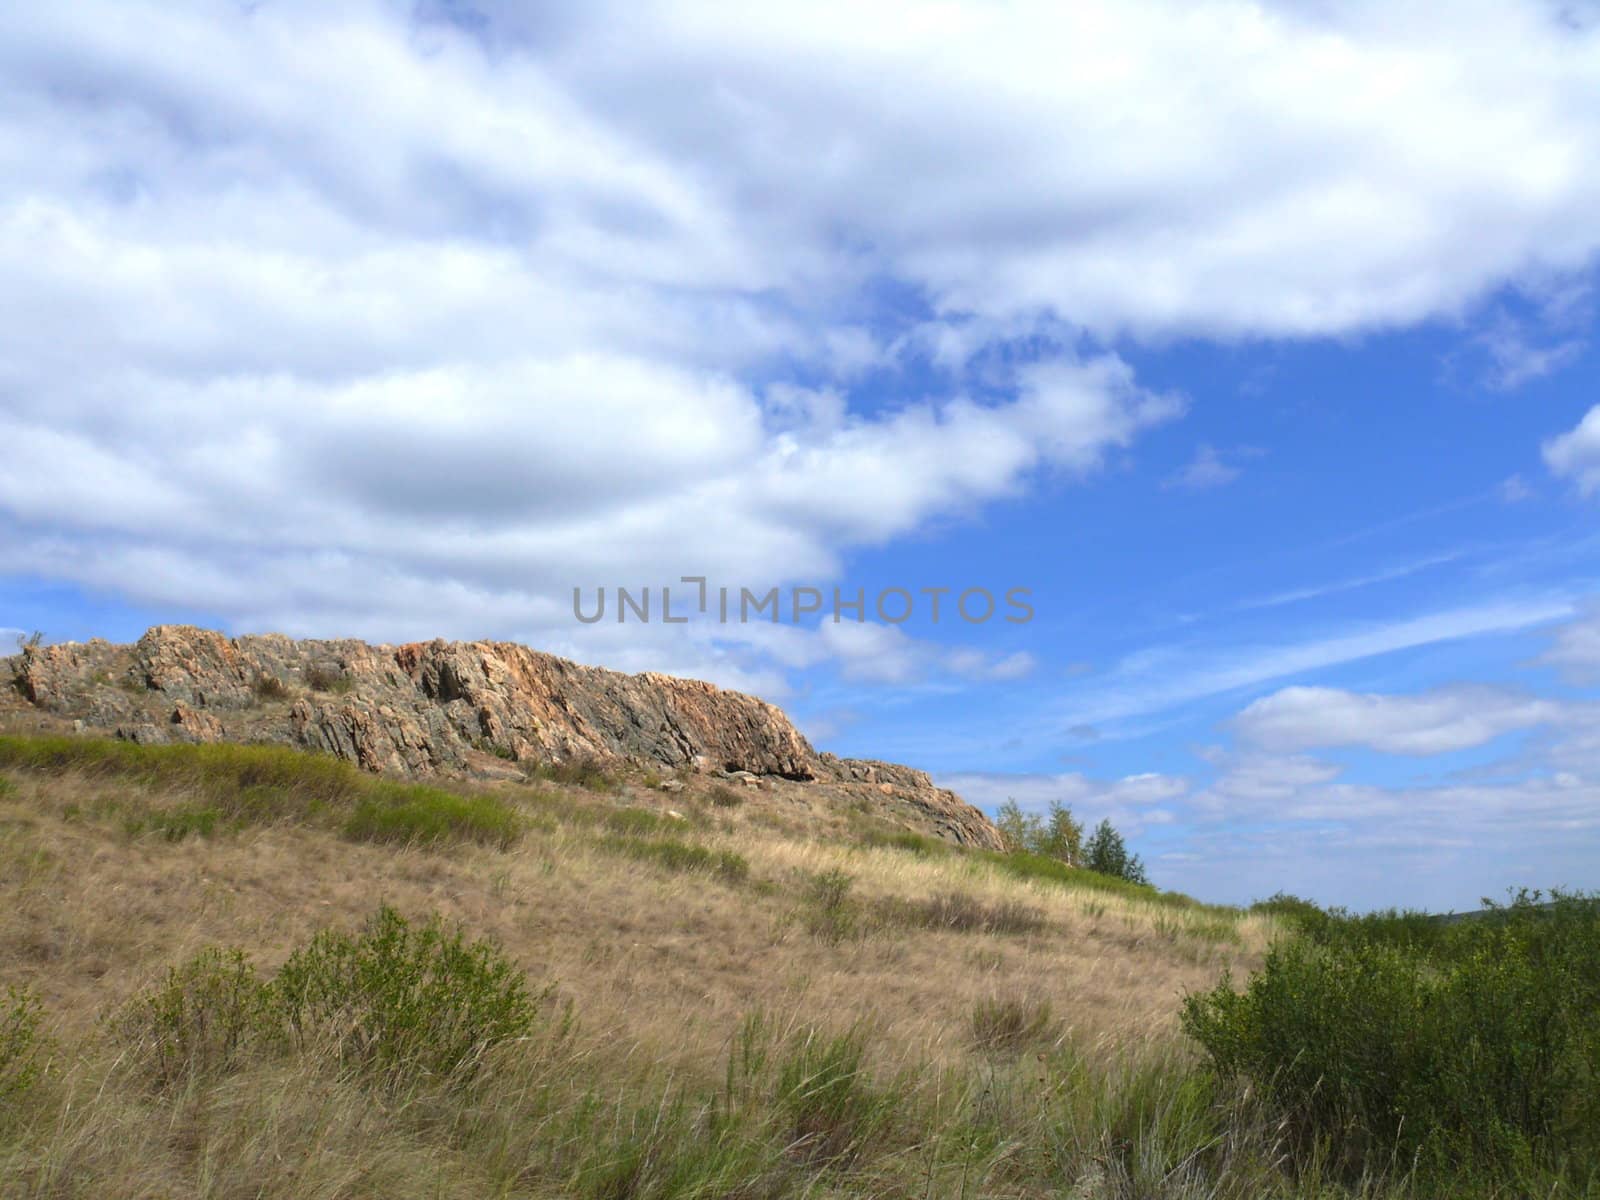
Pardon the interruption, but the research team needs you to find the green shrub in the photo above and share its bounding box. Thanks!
[969,995,1056,1055]
[857,826,947,856]
[801,869,858,945]
[0,985,45,1104]
[118,948,270,1087]
[272,905,540,1086]
[344,782,522,848]
[1182,889,1600,1184]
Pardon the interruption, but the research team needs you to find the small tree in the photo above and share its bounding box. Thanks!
[994,799,1040,855]
[996,799,1083,866]
[1038,801,1083,866]
[1084,819,1148,885]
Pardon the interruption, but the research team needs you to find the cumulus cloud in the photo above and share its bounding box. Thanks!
[1543,405,1600,496]
[1233,685,1564,754]
[3,0,1600,695]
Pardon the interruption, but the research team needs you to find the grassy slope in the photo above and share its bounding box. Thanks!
[2,733,1574,1198]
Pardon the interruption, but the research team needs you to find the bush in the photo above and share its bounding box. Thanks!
[118,948,270,1086]
[525,754,617,792]
[251,673,292,702]
[969,995,1056,1055]
[0,773,14,800]
[0,985,45,1104]
[344,783,522,848]
[1182,889,1600,1184]
[303,664,354,694]
[801,869,858,945]
[707,783,744,808]
[272,905,540,1086]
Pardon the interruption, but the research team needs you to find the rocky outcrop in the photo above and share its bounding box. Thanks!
[7,625,1004,850]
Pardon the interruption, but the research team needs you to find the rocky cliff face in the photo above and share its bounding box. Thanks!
[6,625,1004,850]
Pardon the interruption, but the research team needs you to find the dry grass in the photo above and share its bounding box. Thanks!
[0,737,1298,1198]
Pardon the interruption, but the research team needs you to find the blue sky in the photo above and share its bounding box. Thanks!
[2,1,1599,911]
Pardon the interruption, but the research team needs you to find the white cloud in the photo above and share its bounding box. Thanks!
[1233,684,1564,754]
[939,768,1189,835]
[1164,444,1240,490]
[1543,404,1600,496]
[1539,603,1600,680]
[2,0,1599,694]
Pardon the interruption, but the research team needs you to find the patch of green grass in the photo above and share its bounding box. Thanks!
[131,803,224,842]
[0,985,46,1105]
[856,825,950,856]
[0,734,524,849]
[344,783,522,848]
[984,848,1233,915]
[596,834,749,884]
[0,773,14,801]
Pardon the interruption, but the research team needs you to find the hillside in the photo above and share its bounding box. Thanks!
[0,732,1265,1198]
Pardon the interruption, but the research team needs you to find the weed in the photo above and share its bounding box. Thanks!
[708,783,744,808]
[303,663,355,694]
[969,994,1056,1054]
[596,834,749,884]
[801,869,858,945]
[251,673,291,702]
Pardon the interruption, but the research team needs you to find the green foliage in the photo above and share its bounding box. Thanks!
[596,833,750,884]
[800,868,859,945]
[344,782,522,848]
[994,798,1083,864]
[0,986,46,1105]
[118,948,271,1086]
[0,773,14,801]
[1182,889,1600,1187]
[1083,818,1148,885]
[273,905,540,1086]
[969,994,1056,1055]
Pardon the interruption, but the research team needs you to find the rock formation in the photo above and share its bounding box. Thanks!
[6,625,1004,850]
